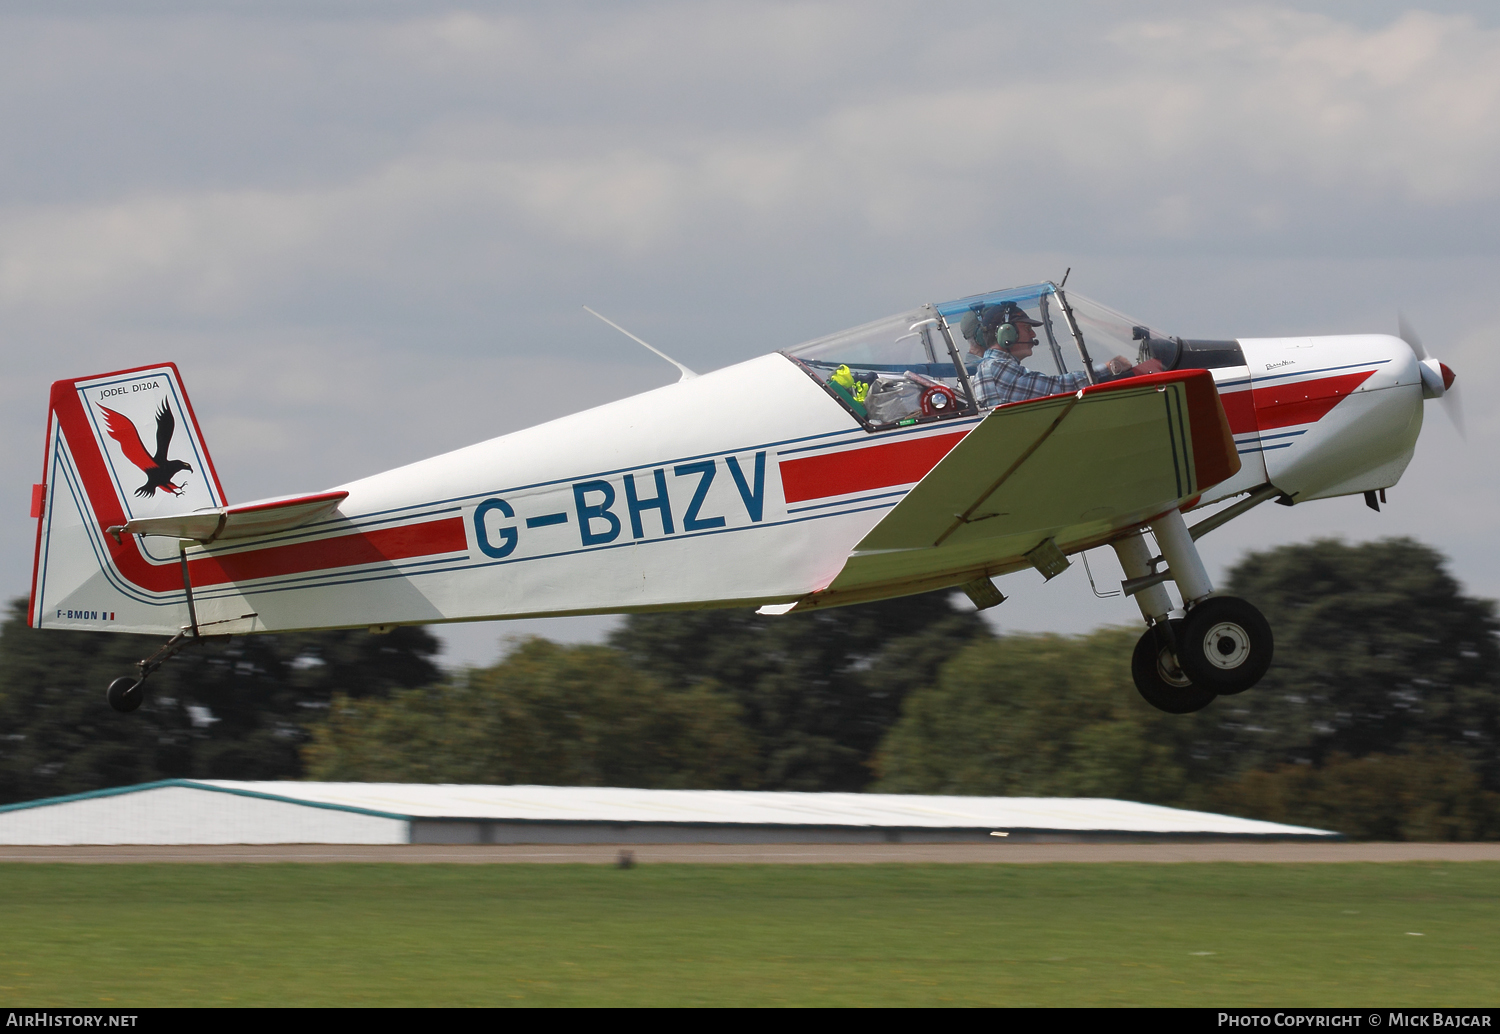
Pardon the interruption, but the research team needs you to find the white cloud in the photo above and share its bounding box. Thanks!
[1109,9,1500,201]
[5,5,1498,328]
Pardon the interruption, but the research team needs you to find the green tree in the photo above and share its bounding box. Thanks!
[872,538,1500,838]
[609,591,991,790]
[0,598,441,803]
[1210,749,1500,841]
[1205,537,1500,785]
[871,629,1201,804]
[303,637,758,788]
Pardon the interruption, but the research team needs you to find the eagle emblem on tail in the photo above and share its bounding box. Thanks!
[99,401,194,498]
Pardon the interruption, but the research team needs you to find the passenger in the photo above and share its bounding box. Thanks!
[962,302,1135,407]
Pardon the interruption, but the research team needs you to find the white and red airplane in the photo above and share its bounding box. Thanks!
[28,280,1456,714]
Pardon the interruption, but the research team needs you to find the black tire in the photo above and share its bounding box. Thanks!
[1177,596,1273,694]
[106,677,144,713]
[1131,620,1217,714]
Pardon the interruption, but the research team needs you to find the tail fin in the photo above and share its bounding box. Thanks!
[29,363,226,634]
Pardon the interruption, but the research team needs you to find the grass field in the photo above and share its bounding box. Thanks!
[0,863,1495,1006]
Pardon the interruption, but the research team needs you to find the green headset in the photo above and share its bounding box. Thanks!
[987,304,1022,349]
[964,304,1024,350]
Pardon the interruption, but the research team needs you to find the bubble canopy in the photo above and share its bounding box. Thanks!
[781,281,1181,431]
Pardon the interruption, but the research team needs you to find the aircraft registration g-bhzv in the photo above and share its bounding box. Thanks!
[29,280,1457,714]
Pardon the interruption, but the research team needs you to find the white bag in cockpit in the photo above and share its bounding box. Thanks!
[865,378,924,425]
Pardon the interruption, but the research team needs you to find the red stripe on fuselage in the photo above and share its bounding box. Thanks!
[186,518,467,588]
[47,379,465,595]
[1251,370,1375,430]
[1172,371,1373,441]
[780,430,968,504]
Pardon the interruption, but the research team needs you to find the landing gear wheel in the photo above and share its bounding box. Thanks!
[1177,596,1273,695]
[106,677,144,714]
[1131,619,1217,714]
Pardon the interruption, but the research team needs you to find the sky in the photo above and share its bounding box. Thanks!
[3,1,1496,667]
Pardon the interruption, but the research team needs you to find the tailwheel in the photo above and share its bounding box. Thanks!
[106,677,144,714]
[1131,619,1216,714]
[104,630,197,713]
[1177,596,1274,695]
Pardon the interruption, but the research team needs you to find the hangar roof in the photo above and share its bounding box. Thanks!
[0,781,1333,838]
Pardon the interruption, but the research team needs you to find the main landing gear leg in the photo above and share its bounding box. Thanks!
[1150,508,1274,697]
[1114,530,1215,714]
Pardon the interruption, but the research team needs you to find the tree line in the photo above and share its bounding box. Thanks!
[2,537,1496,839]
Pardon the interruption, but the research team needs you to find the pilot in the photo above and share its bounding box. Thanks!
[963,302,1135,408]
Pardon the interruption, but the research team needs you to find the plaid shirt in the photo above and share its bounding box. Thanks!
[973,348,1088,408]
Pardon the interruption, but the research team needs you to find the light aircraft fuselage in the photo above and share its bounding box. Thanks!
[28,280,1452,714]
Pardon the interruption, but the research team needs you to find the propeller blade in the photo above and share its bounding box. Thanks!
[1397,313,1428,360]
[1443,379,1466,441]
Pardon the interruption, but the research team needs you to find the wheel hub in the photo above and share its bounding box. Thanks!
[1201,622,1251,669]
[1155,648,1193,688]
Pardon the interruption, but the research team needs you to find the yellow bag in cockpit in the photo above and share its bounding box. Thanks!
[830,364,872,403]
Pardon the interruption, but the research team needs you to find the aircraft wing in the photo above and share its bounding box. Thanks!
[804,369,1239,604]
[108,490,349,544]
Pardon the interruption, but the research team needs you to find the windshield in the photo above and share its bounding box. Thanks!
[1056,290,1161,375]
[1058,290,1247,375]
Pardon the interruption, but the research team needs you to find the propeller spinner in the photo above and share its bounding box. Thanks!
[1399,314,1463,439]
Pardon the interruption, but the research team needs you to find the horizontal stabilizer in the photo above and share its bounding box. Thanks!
[108,490,349,544]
